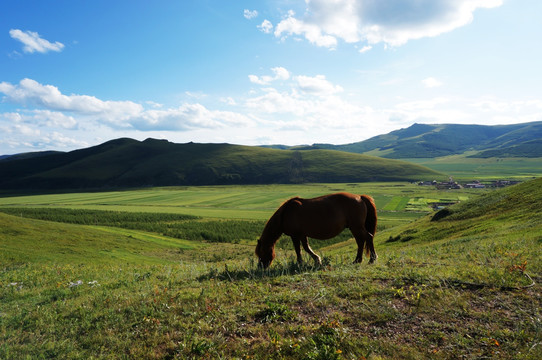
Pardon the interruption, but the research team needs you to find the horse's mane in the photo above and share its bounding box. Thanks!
[258,198,298,248]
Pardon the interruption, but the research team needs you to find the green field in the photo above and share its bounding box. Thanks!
[407,156,542,181]
[0,182,485,221]
[1,181,540,359]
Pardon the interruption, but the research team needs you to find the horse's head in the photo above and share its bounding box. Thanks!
[255,240,275,269]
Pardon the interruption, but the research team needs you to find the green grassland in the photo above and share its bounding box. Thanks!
[406,155,542,181]
[0,182,484,218]
[1,180,541,359]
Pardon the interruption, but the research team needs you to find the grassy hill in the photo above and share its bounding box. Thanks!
[290,121,542,159]
[0,211,205,265]
[0,138,441,191]
[1,179,540,359]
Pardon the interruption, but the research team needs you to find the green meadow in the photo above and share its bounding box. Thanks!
[1,181,541,359]
[0,182,482,220]
[407,156,542,181]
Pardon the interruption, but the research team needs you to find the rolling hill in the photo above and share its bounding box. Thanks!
[0,138,442,191]
[380,176,542,246]
[286,121,542,158]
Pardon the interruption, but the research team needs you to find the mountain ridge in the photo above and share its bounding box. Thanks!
[0,138,441,191]
[266,121,542,158]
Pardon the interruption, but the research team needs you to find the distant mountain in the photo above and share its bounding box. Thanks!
[282,121,542,158]
[0,138,441,191]
[0,151,63,162]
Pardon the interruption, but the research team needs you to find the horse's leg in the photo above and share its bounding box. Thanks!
[292,236,303,264]
[352,231,365,264]
[300,236,321,265]
[366,233,378,264]
[351,228,375,264]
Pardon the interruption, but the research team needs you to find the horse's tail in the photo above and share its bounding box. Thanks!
[360,195,377,256]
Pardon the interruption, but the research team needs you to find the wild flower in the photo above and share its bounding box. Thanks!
[8,282,23,290]
[69,280,83,288]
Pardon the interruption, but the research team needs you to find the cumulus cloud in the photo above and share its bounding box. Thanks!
[245,69,372,131]
[246,87,307,116]
[132,104,252,131]
[0,79,252,132]
[274,14,337,48]
[33,110,78,129]
[41,131,89,148]
[0,78,142,121]
[269,0,503,48]
[244,9,258,19]
[295,75,343,95]
[0,110,77,129]
[9,29,65,53]
[258,19,274,34]
[249,67,290,85]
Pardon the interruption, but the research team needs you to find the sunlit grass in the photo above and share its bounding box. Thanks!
[1,180,541,359]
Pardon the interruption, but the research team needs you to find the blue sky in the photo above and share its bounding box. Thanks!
[1,0,541,154]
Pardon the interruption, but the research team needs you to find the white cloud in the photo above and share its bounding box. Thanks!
[41,131,89,149]
[470,98,542,116]
[244,9,258,19]
[268,0,503,48]
[274,15,337,48]
[1,110,77,130]
[9,29,65,53]
[0,112,88,152]
[145,101,164,108]
[0,78,143,127]
[245,73,371,130]
[184,91,208,100]
[0,79,252,132]
[32,110,78,129]
[0,112,23,123]
[258,19,273,34]
[220,97,237,106]
[422,77,443,88]
[246,87,307,116]
[359,45,372,53]
[249,67,290,85]
[133,104,253,131]
[295,75,343,95]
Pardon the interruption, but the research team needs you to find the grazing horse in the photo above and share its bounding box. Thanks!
[255,192,377,268]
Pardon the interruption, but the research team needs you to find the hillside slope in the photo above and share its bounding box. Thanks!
[297,121,542,158]
[0,138,441,190]
[376,176,542,251]
[0,212,202,264]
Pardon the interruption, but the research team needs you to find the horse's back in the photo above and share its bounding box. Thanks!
[282,192,365,239]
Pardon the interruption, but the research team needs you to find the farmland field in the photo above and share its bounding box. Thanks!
[0,182,486,223]
[1,182,479,251]
[407,156,542,181]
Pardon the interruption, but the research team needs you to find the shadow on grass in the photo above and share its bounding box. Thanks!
[197,256,333,282]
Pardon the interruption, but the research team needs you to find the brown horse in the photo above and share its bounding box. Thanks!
[255,192,377,268]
